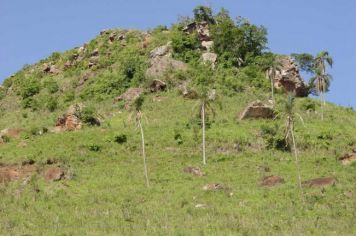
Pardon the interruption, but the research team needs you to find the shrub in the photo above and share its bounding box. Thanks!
[114,134,127,144]
[22,97,39,110]
[80,106,100,126]
[46,97,58,112]
[43,79,59,94]
[171,27,201,62]
[88,144,101,152]
[20,78,41,99]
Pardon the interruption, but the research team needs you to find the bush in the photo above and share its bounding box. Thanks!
[80,106,100,126]
[171,27,201,62]
[43,79,59,94]
[260,124,289,151]
[46,97,58,112]
[20,78,41,99]
[22,97,39,110]
[88,144,101,152]
[114,134,127,144]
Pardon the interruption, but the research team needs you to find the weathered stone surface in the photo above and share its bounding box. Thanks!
[44,167,64,181]
[0,163,38,183]
[149,79,167,92]
[302,177,336,188]
[201,40,214,51]
[146,55,187,78]
[114,88,144,103]
[203,183,226,191]
[42,64,61,74]
[202,52,217,67]
[239,100,274,120]
[260,175,285,187]
[178,81,198,99]
[55,104,83,132]
[273,56,309,97]
[64,60,73,69]
[339,149,356,165]
[0,128,22,138]
[184,166,204,177]
[150,45,169,58]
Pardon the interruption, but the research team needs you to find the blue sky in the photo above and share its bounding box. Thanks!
[1,0,355,107]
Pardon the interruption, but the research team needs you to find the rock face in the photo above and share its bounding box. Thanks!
[273,56,309,97]
[146,45,187,78]
[202,52,217,67]
[55,104,82,132]
[149,79,167,92]
[302,177,336,188]
[114,88,144,104]
[178,81,198,99]
[339,149,356,165]
[44,167,64,181]
[239,101,274,120]
[260,176,285,187]
[0,162,38,183]
[42,64,61,74]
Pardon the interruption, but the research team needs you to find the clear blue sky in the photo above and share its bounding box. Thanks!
[1,0,355,107]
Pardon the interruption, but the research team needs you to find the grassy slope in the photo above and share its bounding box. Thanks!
[0,90,355,235]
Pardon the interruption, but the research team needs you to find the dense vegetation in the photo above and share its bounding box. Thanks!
[0,6,355,235]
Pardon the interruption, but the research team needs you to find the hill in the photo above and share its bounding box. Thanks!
[0,6,355,235]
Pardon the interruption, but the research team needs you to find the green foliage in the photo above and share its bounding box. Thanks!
[291,53,314,73]
[22,97,39,110]
[211,12,267,67]
[43,78,59,94]
[134,96,145,112]
[46,96,58,112]
[193,5,215,24]
[300,98,317,111]
[171,27,201,62]
[19,77,41,99]
[80,106,100,126]
[114,134,127,144]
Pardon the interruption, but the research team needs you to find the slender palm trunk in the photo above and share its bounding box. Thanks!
[320,92,324,121]
[271,77,275,105]
[138,118,149,187]
[202,102,206,165]
[290,118,304,202]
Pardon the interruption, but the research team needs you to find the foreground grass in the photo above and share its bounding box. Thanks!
[0,92,355,235]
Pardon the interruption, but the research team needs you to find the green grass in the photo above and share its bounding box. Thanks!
[0,91,355,235]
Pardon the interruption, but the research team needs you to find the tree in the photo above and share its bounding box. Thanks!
[191,64,217,165]
[193,5,215,24]
[291,53,314,73]
[133,96,150,187]
[310,51,333,120]
[264,56,282,105]
[283,93,304,202]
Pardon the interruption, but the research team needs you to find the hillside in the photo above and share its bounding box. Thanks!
[0,6,355,235]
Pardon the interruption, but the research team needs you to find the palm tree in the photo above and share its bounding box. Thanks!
[283,93,304,202]
[265,57,282,105]
[191,64,217,165]
[133,96,150,187]
[311,51,333,120]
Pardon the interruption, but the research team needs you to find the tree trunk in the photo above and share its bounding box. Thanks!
[290,120,304,202]
[202,102,206,165]
[138,118,150,187]
[320,92,324,121]
[271,76,275,105]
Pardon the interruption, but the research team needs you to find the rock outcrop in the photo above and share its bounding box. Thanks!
[202,52,217,67]
[146,49,187,78]
[273,56,309,97]
[149,79,167,92]
[184,166,204,177]
[302,177,336,188]
[114,88,144,104]
[260,176,285,187]
[339,149,356,165]
[239,100,274,120]
[54,104,83,132]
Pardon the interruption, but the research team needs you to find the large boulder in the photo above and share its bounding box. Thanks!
[146,55,187,78]
[273,56,309,97]
[114,88,144,104]
[54,104,83,132]
[149,79,167,92]
[149,45,170,58]
[202,52,217,67]
[239,100,274,120]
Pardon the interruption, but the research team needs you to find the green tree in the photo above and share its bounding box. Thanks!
[193,5,215,24]
[310,51,333,120]
[291,53,314,73]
